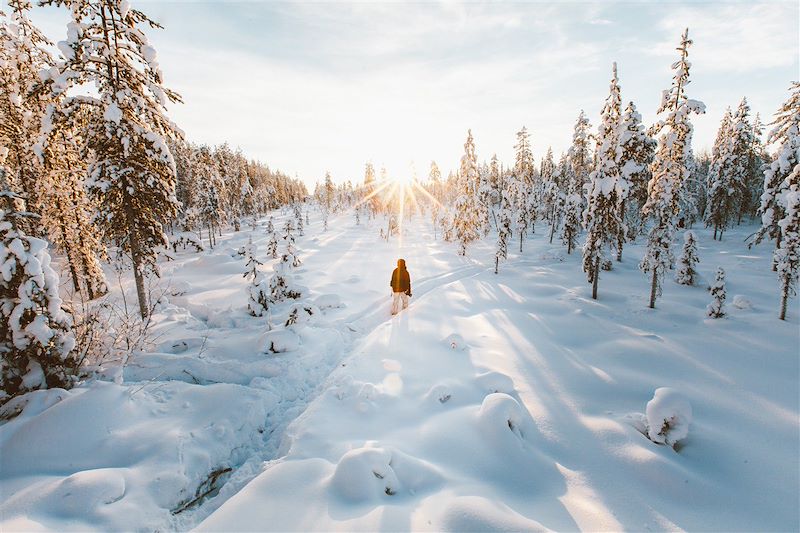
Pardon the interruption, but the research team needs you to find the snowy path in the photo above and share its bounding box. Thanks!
[1,211,798,532]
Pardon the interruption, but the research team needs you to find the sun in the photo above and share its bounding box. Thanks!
[390,172,416,186]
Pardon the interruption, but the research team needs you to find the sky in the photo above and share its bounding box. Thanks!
[27,0,800,188]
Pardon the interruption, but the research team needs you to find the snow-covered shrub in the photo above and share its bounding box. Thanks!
[645,387,692,447]
[676,230,699,285]
[242,241,269,317]
[0,209,78,403]
[732,295,752,310]
[707,267,726,318]
[171,232,204,253]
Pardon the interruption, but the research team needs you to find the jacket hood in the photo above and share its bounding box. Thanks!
[397,258,406,269]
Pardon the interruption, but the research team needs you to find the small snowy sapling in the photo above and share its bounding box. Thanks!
[707,266,727,318]
[676,230,700,286]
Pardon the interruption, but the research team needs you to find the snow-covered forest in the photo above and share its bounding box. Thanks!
[1,1,798,531]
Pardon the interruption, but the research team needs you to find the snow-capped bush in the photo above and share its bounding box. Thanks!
[707,267,727,318]
[645,387,692,447]
[0,209,77,403]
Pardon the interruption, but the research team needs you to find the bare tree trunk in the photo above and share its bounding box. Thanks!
[779,283,788,320]
[592,256,600,300]
[494,256,499,275]
[649,269,658,309]
[127,215,149,319]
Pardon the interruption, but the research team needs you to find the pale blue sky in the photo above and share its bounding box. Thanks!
[29,1,799,187]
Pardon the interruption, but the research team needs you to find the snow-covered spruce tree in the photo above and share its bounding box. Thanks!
[549,153,569,244]
[514,126,536,234]
[267,231,278,259]
[281,219,301,267]
[0,1,53,225]
[561,160,582,254]
[676,230,699,285]
[294,203,304,236]
[775,176,799,320]
[568,110,593,200]
[705,108,736,240]
[754,83,800,267]
[269,224,301,302]
[266,215,274,234]
[730,97,756,223]
[707,266,726,318]
[242,239,269,317]
[539,148,558,241]
[494,195,512,274]
[619,101,656,238]
[745,112,768,218]
[0,196,77,403]
[582,63,625,299]
[489,153,502,207]
[640,29,705,309]
[453,130,482,256]
[41,0,182,319]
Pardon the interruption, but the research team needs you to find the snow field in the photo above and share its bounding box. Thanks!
[1,210,798,532]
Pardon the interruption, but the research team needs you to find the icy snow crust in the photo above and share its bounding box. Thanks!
[1,211,798,531]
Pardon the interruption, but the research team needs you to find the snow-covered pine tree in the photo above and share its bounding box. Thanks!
[561,160,582,255]
[0,195,77,403]
[706,266,726,318]
[36,110,107,299]
[282,219,301,267]
[269,223,302,302]
[774,174,799,320]
[508,173,529,252]
[705,108,736,240]
[568,110,593,202]
[641,29,705,309]
[453,130,482,256]
[619,101,656,238]
[41,0,183,319]
[489,154,501,207]
[514,126,536,234]
[0,1,53,225]
[242,239,269,317]
[676,230,699,286]
[494,194,512,274]
[730,97,755,224]
[268,231,278,259]
[755,83,800,267]
[744,112,767,218]
[294,203,304,236]
[539,148,558,241]
[266,216,274,234]
[549,153,569,244]
[582,63,625,299]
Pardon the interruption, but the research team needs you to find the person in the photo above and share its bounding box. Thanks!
[390,258,412,315]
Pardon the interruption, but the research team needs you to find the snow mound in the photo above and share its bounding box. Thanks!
[439,496,549,532]
[445,333,466,350]
[646,387,692,447]
[477,393,534,445]
[43,468,127,516]
[155,337,206,354]
[424,383,453,404]
[328,445,442,502]
[475,371,516,395]
[260,329,300,354]
[168,280,192,296]
[313,294,344,310]
[732,295,752,310]
[284,303,321,328]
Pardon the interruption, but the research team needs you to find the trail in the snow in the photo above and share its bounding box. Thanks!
[173,213,465,530]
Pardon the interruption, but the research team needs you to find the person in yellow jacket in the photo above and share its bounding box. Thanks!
[390,258,412,315]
